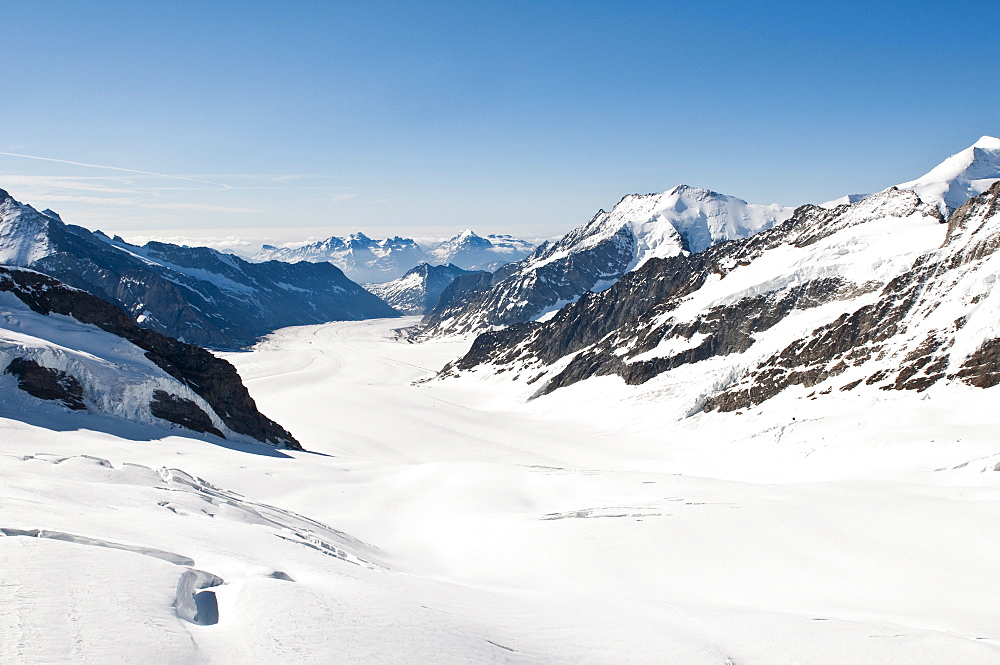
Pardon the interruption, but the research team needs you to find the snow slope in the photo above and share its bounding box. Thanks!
[2,315,999,663]
[823,135,1000,214]
[898,135,1000,216]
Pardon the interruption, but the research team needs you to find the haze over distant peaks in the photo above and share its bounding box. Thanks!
[254,230,534,283]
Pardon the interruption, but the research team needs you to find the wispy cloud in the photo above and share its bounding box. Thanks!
[0,152,232,189]
[35,194,261,214]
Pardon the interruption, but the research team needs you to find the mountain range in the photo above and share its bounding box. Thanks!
[420,137,1000,340]
[443,175,1000,416]
[419,185,793,337]
[254,229,534,283]
[0,190,398,349]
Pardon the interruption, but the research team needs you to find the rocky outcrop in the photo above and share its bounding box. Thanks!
[0,266,300,448]
[4,357,86,410]
[149,390,224,438]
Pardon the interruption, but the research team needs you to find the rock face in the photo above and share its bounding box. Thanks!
[254,230,534,284]
[420,185,793,337]
[149,390,224,438]
[0,190,398,349]
[0,266,300,448]
[443,184,1000,413]
[4,357,86,410]
[365,263,487,314]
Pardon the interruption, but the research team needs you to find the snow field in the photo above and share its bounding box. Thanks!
[0,317,998,663]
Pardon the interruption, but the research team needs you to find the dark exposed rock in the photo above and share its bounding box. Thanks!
[149,390,225,438]
[4,357,86,410]
[0,266,300,448]
[952,338,1000,388]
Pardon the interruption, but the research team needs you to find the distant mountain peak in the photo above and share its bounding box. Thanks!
[973,135,1000,150]
[826,136,1000,214]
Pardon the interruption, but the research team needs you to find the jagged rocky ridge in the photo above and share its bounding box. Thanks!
[254,230,534,283]
[0,189,398,349]
[364,263,487,315]
[0,266,300,448]
[419,185,792,338]
[444,184,1000,412]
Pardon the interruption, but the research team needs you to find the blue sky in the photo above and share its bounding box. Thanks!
[2,0,998,248]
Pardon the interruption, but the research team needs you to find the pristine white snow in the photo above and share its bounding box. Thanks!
[898,136,1000,216]
[2,314,999,663]
[534,185,793,272]
[823,135,1000,213]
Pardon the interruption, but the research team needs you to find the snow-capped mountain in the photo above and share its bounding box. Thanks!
[443,182,1000,414]
[823,135,1000,214]
[426,230,534,272]
[365,263,486,314]
[420,185,793,337]
[0,189,398,349]
[255,232,427,283]
[254,230,534,283]
[0,266,299,447]
[898,135,1000,216]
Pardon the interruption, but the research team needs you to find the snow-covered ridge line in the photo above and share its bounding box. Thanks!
[418,184,793,339]
[823,135,1000,215]
[443,183,1000,421]
[254,229,534,283]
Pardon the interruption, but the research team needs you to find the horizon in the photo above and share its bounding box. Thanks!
[2,1,998,252]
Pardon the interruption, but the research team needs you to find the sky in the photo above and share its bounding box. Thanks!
[2,0,998,251]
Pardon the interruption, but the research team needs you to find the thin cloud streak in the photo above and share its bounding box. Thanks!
[0,152,232,189]
[38,194,261,214]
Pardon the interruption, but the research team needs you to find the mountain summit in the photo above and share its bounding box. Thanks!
[419,185,792,337]
[255,230,533,282]
[897,135,1000,216]
[824,136,1000,214]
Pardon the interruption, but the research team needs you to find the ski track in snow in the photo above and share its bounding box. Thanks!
[1,316,1000,663]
